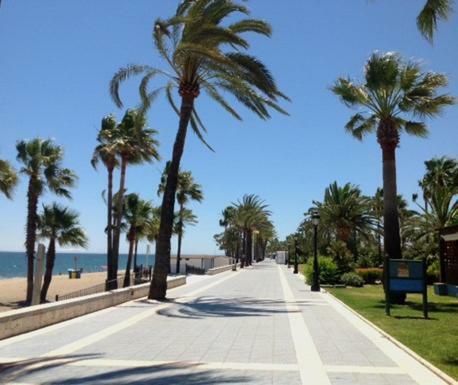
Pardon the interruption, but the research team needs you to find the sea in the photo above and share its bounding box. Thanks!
[0,251,155,279]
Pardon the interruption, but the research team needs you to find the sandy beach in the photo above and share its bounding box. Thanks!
[0,271,125,312]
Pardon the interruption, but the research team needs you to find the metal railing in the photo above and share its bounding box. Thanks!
[55,274,135,302]
[185,264,206,275]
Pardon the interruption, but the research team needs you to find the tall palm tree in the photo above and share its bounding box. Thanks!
[332,52,454,284]
[173,207,198,272]
[417,0,454,41]
[314,182,374,247]
[111,110,160,287]
[122,194,153,287]
[233,194,271,267]
[37,203,87,302]
[159,167,203,274]
[0,159,18,199]
[110,0,288,299]
[91,115,119,286]
[16,139,76,304]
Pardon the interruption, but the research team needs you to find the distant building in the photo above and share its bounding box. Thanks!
[170,255,232,274]
[275,251,288,265]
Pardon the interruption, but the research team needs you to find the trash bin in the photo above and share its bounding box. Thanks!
[68,269,82,279]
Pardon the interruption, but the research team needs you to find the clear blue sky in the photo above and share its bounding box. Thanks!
[0,0,457,255]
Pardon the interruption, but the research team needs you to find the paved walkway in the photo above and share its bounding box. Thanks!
[0,261,449,385]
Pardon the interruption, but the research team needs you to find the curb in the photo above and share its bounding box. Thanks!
[325,290,457,385]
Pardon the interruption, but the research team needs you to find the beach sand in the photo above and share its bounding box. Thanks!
[0,271,126,312]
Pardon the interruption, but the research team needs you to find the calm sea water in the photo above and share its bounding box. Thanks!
[0,251,155,279]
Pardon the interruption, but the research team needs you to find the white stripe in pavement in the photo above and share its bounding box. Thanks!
[41,270,241,358]
[278,266,331,385]
[324,365,404,374]
[324,293,450,385]
[68,358,299,372]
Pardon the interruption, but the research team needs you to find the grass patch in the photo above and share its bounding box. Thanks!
[328,285,458,380]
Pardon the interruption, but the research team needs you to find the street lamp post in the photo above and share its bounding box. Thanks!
[293,235,299,274]
[311,211,320,292]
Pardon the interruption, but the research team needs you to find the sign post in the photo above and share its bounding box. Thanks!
[386,259,428,318]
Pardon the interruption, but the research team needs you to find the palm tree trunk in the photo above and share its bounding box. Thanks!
[124,229,135,288]
[40,237,55,303]
[106,165,115,289]
[247,229,253,266]
[25,177,39,304]
[112,157,128,288]
[381,141,405,304]
[381,145,402,261]
[377,223,382,266]
[241,231,246,268]
[176,203,184,275]
[149,94,194,300]
[133,239,139,272]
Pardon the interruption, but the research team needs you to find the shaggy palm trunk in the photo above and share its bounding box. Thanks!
[246,230,253,266]
[377,223,382,266]
[241,231,246,268]
[149,94,194,300]
[133,239,139,271]
[112,157,128,289]
[40,237,56,303]
[379,121,404,304]
[106,165,115,289]
[25,177,39,304]
[124,229,135,288]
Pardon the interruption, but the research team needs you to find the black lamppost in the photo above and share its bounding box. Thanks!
[293,234,299,274]
[311,211,320,292]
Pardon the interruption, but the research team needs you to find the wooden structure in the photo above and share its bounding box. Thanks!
[437,225,458,297]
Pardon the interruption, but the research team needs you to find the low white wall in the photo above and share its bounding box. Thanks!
[206,264,236,276]
[0,276,186,341]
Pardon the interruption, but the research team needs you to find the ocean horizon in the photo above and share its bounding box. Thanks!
[0,251,155,279]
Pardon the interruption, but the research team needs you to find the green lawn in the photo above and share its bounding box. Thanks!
[328,285,458,380]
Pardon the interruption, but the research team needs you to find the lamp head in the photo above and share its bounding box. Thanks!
[311,211,320,226]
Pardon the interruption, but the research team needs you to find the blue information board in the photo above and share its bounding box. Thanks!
[386,259,428,318]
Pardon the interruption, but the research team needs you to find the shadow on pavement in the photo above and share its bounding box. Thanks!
[155,296,322,319]
[47,364,251,385]
[0,353,101,383]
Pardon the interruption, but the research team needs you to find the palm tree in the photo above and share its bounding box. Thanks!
[37,203,87,302]
[111,109,160,287]
[332,52,454,284]
[314,182,374,247]
[371,188,384,266]
[0,159,18,199]
[173,207,198,272]
[110,0,288,299]
[91,115,119,287]
[233,194,271,267]
[417,0,453,41]
[159,167,203,274]
[16,139,77,304]
[122,194,153,287]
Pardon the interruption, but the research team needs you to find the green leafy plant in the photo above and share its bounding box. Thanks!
[341,272,364,287]
[356,268,383,284]
[304,256,339,285]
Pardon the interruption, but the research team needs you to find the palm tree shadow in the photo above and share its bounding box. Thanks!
[1,357,251,385]
[0,354,101,383]
[45,364,251,385]
[155,296,312,319]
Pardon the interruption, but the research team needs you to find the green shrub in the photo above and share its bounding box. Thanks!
[341,272,364,287]
[304,256,339,285]
[356,268,383,284]
[427,259,440,284]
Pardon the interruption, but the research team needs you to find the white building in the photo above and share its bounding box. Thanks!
[170,255,232,274]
